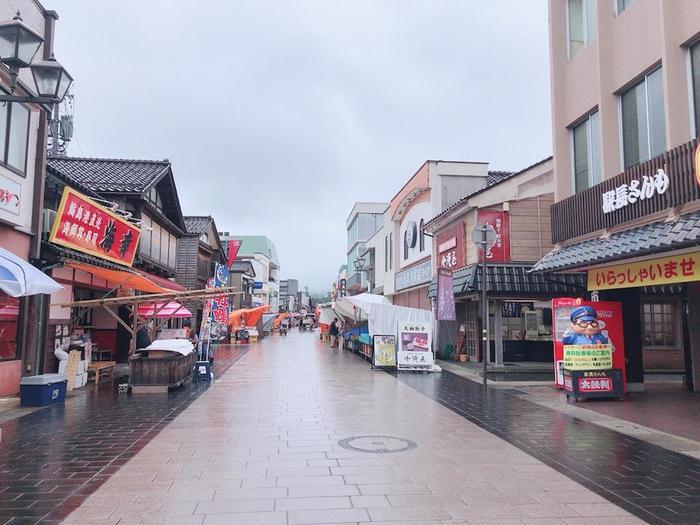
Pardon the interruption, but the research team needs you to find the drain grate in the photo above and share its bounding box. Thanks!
[338,435,417,454]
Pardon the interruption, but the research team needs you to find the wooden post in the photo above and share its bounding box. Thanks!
[130,303,139,356]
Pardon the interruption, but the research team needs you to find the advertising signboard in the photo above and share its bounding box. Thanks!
[397,322,433,371]
[0,174,20,217]
[476,210,510,262]
[395,259,432,291]
[552,298,625,390]
[587,250,700,290]
[372,335,397,368]
[49,187,141,267]
[436,223,465,270]
[436,268,456,321]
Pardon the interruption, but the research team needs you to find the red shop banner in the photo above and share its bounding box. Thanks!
[552,298,626,390]
[49,187,141,267]
[476,210,510,262]
[435,222,465,270]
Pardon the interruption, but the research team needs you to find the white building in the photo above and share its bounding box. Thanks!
[219,234,281,312]
[345,202,388,295]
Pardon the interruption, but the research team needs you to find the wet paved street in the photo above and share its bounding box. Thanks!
[3,332,700,524]
[56,332,663,525]
[0,346,249,524]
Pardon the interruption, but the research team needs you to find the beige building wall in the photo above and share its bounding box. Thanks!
[549,0,700,201]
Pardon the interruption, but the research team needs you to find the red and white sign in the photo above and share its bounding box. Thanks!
[49,187,141,267]
[578,377,613,392]
[435,223,465,270]
[0,174,20,216]
[228,239,242,268]
[477,210,510,262]
[552,298,626,390]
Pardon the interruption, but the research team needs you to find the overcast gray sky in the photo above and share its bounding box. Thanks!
[43,0,551,293]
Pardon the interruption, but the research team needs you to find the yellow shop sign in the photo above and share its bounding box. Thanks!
[588,251,700,291]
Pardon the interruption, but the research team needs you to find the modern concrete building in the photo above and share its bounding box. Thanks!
[537,0,700,391]
[345,202,388,295]
[386,160,509,309]
[279,278,299,312]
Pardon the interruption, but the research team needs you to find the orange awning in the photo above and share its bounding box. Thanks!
[68,263,170,294]
[246,305,270,326]
[228,305,270,328]
[273,312,288,328]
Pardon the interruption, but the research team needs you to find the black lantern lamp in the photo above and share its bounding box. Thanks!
[0,12,72,106]
[31,55,72,100]
[354,257,366,272]
[0,12,43,91]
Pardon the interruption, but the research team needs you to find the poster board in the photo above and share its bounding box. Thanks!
[372,335,397,369]
[552,298,625,390]
[397,322,433,371]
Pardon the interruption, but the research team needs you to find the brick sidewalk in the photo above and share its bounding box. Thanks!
[63,333,643,525]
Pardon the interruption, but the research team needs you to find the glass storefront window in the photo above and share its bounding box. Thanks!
[0,293,20,360]
[642,302,677,348]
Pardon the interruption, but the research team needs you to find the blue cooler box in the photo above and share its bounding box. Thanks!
[20,374,68,407]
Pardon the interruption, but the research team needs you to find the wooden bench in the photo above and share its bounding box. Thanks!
[87,361,116,383]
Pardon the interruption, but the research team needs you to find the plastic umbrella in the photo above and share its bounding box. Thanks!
[0,246,63,297]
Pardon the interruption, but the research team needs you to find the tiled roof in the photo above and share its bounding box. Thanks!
[42,242,133,271]
[425,156,552,229]
[231,260,255,275]
[183,216,212,235]
[427,264,585,298]
[46,157,170,193]
[486,170,514,186]
[533,211,700,272]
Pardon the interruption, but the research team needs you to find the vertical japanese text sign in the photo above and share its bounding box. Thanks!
[476,210,510,262]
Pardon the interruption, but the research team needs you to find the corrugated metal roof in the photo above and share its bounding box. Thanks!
[533,211,700,272]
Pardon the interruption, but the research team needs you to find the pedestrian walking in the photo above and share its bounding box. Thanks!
[329,318,339,348]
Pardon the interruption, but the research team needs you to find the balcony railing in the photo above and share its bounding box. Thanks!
[551,139,700,243]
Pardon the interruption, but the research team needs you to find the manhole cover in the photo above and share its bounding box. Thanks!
[337,435,417,454]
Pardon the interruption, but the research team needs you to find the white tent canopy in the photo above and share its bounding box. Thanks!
[335,293,432,339]
[0,246,63,297]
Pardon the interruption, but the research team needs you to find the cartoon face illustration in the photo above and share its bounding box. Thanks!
[562,306,609,345]
[570,306,602,336]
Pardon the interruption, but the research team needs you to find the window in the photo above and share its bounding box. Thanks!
[384,235,388,272]
[403,230,408,260]
[572,111,600,192]
[642,303,678,348]
[0,293,20,359]
[621,68,666,168]
[169,236,177,269]
[389,232,393,270]
[616,0,632,14]
[0,99,30,175]
[689,42,700,138]
[419,219,425,251]
[568,0,596,59]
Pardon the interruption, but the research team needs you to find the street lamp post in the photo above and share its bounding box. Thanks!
[0,13,73,108]
[471,223,497,389]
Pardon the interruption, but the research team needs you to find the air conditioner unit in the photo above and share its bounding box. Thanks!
[42,209,57,236]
